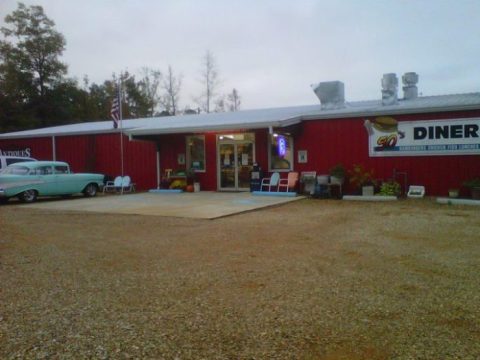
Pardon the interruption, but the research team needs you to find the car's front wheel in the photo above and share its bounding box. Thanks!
[19,190,37,203]
[83,183,98,197]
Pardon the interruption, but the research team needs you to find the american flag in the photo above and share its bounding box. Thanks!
[111,93,120,129]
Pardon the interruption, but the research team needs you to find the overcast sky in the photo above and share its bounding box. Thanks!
[1,0,479,110]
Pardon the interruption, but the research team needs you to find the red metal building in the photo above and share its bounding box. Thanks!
[1,74,479,196]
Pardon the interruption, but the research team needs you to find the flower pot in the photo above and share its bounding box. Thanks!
[448,189,459,198]
[330,176,344,185]
[193,182,201,192]
[362,185,374,196]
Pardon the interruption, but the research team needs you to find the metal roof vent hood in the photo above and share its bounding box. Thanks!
[402,72,419,100]
[381,73,398,105]
[312,81,345,110]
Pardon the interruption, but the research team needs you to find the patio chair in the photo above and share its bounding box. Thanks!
[120,175,136,193]
[260,172,280,192]
[278,171,299,192]
[103,176,123,193]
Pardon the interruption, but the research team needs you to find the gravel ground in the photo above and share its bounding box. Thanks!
[1,198,479,359]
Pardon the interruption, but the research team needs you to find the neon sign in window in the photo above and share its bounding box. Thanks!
[277,136,287,157]
[270,134,293,171]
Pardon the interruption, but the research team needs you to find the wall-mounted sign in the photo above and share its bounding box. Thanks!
[177,153,185,165]
[0,147,32,157]
[365,117,480,157]
[298,150,308,163]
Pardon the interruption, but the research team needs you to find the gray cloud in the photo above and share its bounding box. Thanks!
[1,0,479,110]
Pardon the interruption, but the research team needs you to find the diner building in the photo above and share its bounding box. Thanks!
[1,73,479,196]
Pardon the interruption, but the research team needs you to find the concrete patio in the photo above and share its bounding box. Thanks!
[21,191,304,219]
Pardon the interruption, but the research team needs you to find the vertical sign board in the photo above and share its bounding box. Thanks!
[277,136,287,157]
[365,117,480,157]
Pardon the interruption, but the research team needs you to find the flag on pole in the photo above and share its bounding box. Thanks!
[111,91,120,129]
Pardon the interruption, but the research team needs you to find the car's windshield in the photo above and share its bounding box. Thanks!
[0,165,30,175]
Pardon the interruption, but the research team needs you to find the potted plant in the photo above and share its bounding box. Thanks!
[329,163,345,185]
[379,180,401,197]
[349,164,376,196]
[463,178,480,200]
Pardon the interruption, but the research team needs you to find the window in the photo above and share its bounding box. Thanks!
[269,134,293,171]
[54,165,69,174]
[186,135,206,171]
[6,158,32,166]
[1,165,29,175]
[29,166,51,175]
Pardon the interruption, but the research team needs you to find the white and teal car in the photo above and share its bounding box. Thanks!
[0,161,104,203]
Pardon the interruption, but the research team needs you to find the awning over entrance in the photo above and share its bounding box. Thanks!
[123,105,312,137]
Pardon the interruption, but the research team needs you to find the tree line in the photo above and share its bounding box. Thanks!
[0,3,241,133]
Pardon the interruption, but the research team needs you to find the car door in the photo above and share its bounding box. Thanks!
[54,165,79,194]
[32,165,57,195]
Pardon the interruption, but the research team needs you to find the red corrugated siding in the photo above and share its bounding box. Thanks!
[94,134,157,190]
[55,135,90,172]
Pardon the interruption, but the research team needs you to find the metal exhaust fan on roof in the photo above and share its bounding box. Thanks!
[312,81,345,110]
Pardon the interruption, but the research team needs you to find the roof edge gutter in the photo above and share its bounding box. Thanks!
[300,104,480,121]
[124,118,302,137]
[0,129,128,140]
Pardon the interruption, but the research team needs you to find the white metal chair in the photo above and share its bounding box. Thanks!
[120,176,136,193]
[260,172,280,192]
[103,176,123,193]
[407,185,425,198]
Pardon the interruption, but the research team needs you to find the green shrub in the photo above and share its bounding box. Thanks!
[329,163,346,179]
[379,180,401,196]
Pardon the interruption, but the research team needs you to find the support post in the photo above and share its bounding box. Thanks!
[51,136,56,161]
[156,143,161,189]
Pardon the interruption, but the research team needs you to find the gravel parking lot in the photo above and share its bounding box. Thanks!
[1,198,479,359]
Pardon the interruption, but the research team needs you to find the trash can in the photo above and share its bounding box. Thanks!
[250,163,263,192]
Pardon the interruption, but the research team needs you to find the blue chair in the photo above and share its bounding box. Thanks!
[260,172,280,192]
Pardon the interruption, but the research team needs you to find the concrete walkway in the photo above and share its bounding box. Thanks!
[22,192,305,219]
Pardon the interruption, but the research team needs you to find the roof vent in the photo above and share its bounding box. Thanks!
[402,72,419,100]
[312,81,345,110]
[381,73,398,106]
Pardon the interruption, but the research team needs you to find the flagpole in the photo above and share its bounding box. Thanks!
[119,76,125,194]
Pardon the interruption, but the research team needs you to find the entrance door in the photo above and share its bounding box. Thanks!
[218,135,254,191]
[219,143,236,189]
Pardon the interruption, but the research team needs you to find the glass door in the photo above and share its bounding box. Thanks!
[236,142,254,190]
[218,134,255,191]
[219,143,236,189]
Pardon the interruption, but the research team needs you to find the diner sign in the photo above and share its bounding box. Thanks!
[364,117,480,157]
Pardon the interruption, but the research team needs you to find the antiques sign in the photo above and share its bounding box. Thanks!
[0,147,32,157]
[364,117,480,157]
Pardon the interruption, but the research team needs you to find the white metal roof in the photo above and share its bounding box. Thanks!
[1,92,479,139]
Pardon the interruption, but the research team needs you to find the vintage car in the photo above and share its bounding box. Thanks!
[0,161,104,203]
